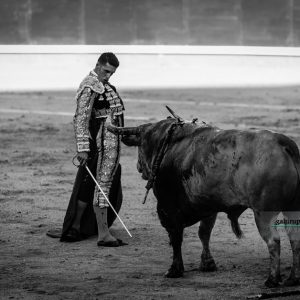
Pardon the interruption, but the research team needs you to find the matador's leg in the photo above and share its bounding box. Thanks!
[93,127,121,244]
[94,128,120,207]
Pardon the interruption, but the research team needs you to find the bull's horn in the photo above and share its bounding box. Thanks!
[166,106,184,122]
[107,124,138,136]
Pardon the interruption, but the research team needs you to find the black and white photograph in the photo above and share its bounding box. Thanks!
[1,1,300,299]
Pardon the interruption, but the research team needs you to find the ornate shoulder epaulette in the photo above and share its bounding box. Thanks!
[77,72,104,95]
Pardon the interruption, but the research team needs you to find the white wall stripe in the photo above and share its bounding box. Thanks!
[1,46,300,90]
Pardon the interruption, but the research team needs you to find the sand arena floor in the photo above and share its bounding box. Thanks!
[0,87,300,299]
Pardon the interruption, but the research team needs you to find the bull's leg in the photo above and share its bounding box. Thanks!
[284,240,300,286]
[198,214,217,272]
[282,211,300,286]
[164,227,184,278]
[254,211,281,288]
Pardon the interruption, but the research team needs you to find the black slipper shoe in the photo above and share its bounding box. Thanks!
[61,228,82,242]
[46,228,62,238]
[97,239,127,247]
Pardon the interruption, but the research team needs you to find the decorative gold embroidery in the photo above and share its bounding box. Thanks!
[93,83,124,119]
[94,127,121,207]
[73,87,96,152]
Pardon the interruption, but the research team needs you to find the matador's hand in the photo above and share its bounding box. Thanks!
[76,151,89,166]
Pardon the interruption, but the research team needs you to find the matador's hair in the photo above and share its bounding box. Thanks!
[97,52,119,68]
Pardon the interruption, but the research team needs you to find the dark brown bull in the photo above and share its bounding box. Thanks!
[108,111,300,288]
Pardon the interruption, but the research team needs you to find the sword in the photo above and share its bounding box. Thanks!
[85,165,132,238]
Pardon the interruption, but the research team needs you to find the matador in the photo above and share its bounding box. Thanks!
[60,52,126,247]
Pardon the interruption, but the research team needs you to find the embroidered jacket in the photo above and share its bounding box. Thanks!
[73,71,124,152]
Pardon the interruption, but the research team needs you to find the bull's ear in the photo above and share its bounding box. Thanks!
[121,135,140,147]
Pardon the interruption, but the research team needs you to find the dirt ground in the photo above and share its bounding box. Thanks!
[1,87,300,300]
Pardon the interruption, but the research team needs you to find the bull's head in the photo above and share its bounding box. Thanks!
[107,107,189,183]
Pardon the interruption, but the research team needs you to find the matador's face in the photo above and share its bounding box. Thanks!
[96,62,117,84]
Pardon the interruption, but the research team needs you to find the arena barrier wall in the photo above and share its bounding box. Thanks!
[1,45,300,91]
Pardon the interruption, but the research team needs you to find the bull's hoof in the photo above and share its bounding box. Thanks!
[284,277,300,287]
[164,266,184,278]
[264,275,281,288]
[199,258,217,272]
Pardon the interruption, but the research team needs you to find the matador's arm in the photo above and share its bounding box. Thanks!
[73,87,96,153]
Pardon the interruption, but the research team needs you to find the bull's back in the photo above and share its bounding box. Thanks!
[164,128,299,212]
[232,130,299,210]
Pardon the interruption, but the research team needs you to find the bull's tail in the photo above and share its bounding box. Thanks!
[227,207,245,239]
[276,133,300,204]
[290,157,300,206]
[229,216,243,239]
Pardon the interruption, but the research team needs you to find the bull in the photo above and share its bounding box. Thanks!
[108,107,300,288]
